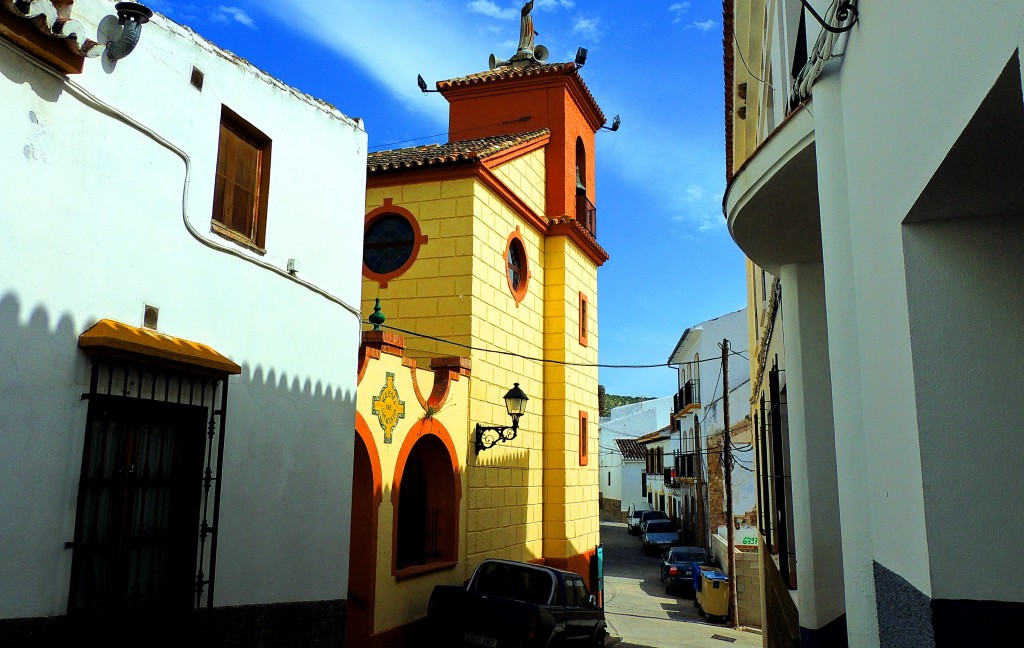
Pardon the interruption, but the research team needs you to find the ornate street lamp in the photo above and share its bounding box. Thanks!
[475,383,529,453]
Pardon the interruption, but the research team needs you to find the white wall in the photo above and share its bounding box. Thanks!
[0,1,366,618]
[599,397,672,512]
[808,2,1024,643]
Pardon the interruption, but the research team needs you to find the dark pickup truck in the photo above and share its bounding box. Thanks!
[427,558,607,647]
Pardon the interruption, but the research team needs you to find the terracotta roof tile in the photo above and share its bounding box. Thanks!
[547,216,609,261]
[3,0,104,58]
[440,61,574,87]
[436,61,606,126]
[615,437,646,461]
[367,129,549,173]
[723,0,734,181]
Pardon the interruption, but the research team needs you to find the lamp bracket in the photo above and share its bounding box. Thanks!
[475,419,520,454]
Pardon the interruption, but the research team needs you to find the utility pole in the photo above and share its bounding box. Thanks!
[722,338,737,628]
[694,416,704,549]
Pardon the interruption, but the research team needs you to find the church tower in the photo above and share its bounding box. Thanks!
[357,3,612,629]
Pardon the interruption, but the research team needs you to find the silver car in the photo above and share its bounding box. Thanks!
[641,520,681,554]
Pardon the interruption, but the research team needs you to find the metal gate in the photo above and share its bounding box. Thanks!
[69,355,229,613]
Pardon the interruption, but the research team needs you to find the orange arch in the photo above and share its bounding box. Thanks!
[355,412,384,505]
[391,418,462,502]
[391,418,463,579]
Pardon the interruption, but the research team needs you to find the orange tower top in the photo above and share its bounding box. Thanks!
[437,50,608,229]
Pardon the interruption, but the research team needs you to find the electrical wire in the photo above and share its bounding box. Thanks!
[732,21,774,91]
[380,322,684,369]
[368,116,538,151]
[0,37,363,328]
[792,0,856,102]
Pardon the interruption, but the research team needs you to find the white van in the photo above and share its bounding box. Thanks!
[625,502,652,534]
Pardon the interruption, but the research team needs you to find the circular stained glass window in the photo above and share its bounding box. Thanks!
[364,214,415,275]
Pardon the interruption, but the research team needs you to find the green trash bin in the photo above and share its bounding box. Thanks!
[696,567,729,622]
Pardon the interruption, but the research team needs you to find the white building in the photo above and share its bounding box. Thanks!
[0,1,365,644]
[664,309,750,549]
[724,1,1024,645]
[598,397,672,518]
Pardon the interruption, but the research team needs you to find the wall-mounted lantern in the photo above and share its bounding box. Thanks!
[106,2,154,61]
[475,383,529,454]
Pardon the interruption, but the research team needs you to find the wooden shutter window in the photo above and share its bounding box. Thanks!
[212,107,271,250]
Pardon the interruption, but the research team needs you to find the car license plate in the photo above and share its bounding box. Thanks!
[465,632,498,647]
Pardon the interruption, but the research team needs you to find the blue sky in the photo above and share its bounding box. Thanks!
[148,1,747,397]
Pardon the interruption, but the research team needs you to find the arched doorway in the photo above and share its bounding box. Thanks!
[347,414,381,647]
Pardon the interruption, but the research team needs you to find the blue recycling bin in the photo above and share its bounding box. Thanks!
[691,562,702,593]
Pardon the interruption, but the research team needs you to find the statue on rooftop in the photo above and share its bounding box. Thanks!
[518,1,536,55]
[490,1,549,69]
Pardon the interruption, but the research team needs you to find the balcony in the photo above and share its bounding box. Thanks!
[576,194,596,237]
[675,452,699,478]
[673,379,700,416]
[723,102,821,276]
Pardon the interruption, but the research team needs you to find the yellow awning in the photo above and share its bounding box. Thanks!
[78,319,241,375]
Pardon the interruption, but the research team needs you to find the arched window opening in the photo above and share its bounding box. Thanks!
[574,137,595,234]
[395,435,457,570]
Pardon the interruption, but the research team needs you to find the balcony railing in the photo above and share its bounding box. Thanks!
[673,379,700,415]
[576,194,596,236]
[673,451,698,480]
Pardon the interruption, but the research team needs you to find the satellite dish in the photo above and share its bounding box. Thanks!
[534,45,549,62]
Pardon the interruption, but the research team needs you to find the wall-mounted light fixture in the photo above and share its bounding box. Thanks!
[106,2,154,61]
[475,383,529,453]
[417,74,440,93]
[599,114,621,132]
[575,47,588,68]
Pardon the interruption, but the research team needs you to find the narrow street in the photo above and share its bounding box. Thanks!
[599,515,760,648]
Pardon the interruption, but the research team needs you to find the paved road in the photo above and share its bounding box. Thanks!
[599,518,761,648]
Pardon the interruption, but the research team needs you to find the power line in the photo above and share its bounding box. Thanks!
[374,322,679,369]
[368,115,540,151]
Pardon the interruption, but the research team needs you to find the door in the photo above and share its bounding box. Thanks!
[69,396,207,615]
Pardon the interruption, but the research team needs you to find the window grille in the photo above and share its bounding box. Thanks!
[69,355,229,613]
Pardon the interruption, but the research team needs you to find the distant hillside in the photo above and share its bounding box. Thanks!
[601,394,655,417]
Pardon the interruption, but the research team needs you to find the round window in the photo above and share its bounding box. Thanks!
[364,213,415,275]
[508,242,523,291]
[504,231,529,304]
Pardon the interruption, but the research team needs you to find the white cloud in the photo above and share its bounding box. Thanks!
[669,1,691,23]
[467,1,517,20]
[690,19,716,32]
[212,6,256,28]
[686,184,705,202]
[248,1,726,217]
[696,214,725,232]
[536,0,575,9]
[255,1,505,124]
[572,16,600,40]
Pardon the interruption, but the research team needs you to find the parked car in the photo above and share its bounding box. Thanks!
[632,509,669,536]
[659,546,709,594]
[625,503,652,534]
[641,520,681,555]
[427,558,606,647]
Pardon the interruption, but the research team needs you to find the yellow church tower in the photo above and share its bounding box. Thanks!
[357,4,611,626]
